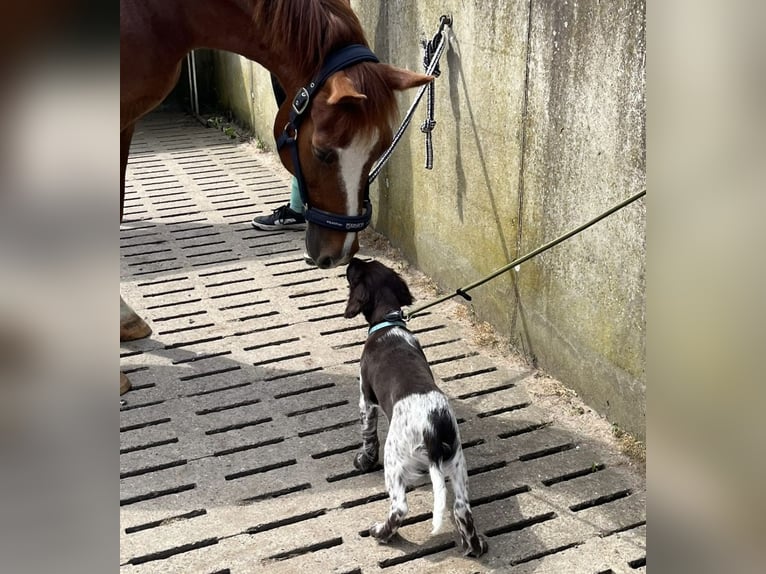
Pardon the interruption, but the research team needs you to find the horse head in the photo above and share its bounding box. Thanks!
[275,61,431,269]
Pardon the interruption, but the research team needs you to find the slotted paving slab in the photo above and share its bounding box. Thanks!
[120,113,646,573]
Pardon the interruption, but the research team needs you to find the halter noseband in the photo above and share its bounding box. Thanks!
[276,44,379,232]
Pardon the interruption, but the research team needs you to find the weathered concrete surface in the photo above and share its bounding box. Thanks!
[120,113,645,573]
[207,0,646,439]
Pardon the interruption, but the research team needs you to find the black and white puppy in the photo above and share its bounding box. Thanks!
[344,257,488,557]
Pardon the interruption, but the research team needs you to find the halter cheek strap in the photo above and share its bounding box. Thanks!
[276,44,379,232]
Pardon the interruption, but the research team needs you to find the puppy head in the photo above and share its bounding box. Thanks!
[344,257,414,321]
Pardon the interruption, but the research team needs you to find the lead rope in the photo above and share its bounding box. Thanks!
[368,15,452,184]
[403,189,647,320]
[420,30,441,170]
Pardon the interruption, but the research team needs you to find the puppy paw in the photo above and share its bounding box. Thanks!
[462,535,488,558]
[369,522,392,543]
[353,451,378,472]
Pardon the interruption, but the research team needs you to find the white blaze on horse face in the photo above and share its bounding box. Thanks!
[337,131,378,257]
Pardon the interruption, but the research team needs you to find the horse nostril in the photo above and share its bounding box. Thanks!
[315,256,334,269]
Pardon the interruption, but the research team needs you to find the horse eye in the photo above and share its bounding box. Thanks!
[312,146,336,165]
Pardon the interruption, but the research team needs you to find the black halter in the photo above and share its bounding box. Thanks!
[276,44,379,232]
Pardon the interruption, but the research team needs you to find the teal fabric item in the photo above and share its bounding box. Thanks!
[367,320,407,336]
[288,177,303,213]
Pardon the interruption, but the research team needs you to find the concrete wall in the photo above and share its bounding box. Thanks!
[209,0,646,439]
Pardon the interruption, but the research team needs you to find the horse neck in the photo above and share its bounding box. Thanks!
[182,0,366,93]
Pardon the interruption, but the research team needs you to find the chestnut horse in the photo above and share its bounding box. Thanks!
[120,0,431,390]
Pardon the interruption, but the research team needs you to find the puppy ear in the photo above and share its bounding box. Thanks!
[344,281,368,318]
[391,273,414,307]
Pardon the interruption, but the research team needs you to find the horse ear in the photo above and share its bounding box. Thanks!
[379,64,433,91]
[326,72,368,105]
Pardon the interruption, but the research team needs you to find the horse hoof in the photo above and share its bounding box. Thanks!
[120,314,152,341]
[120,372,132,395]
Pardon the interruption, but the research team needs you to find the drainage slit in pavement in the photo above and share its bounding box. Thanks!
[120,417,171,433]
[273,267,318,277]
[247,509,327,535]
[428,352,480,366]
[121,366,149,375]
[510,541,583,566]
[138,280,190,294]
[320,324,366,336]
[205,417,273,435]
[209,287,263,299]
[147,298,203,310]
[175,231,220,241]
[542,463,607,486]
[596,570,616,574]
[121,437,179,455]
[180,240,227,250]
[280,277,323,288]
[628,556,646,568]
[127,537,219,565]
[455,380,513,399]
[120,483,196,507]
[340,491,388,509]
[265,366,324,383]
[120,399,165,412]
[299,419,358,438]
[239,482,312,505]
[326,464,383,483]
[600,519,646,538]
[236,310,279,322]
[378,540,456,568]
[484,511,557,537]
[121,239,167,248]
[124,509,207,534]
[570,489,633,512]
[154,310,208,322]
[168,224,213,234]
[186,249,233,259]
[192,256,241,267]
[123,248,172,258]
[467,460,507,477]
[165,217,207,226]
[225,458,297,480]
[179,365,241,381]
[213,436,285,457]
[498,421,552,439]
[199,266,247,277]
[461,438,485,449]
[172,351,232,364]
[204,277,254,288]
[307,312,346,323]
[158,322,216,335]
[298,298,346,310]
[196,398,261,415]
[409,324,445,336]
[265,257,307,267]
[185,381,251,397]
[157,211,202,219]
[471,485,531,507]
[421,338,461,349]
[120,350,143,358]
[253,351,310,367]
[268,536,343,562]
[120,459,188,479]
[333,340,365,350]
[287,400,349,417]
[218,298,270,311]
[131,266,185,277]
[477,402,532,418]
[128,257,178,267]
[519,442,576,462]
[243,336,300,351]
[359,511,433,537]
[311,442,362,460]
[289,288,337,299]
[444,367,499,384]
[121,232,159,242]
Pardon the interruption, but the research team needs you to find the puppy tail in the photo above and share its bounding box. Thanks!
[429,464,447,534]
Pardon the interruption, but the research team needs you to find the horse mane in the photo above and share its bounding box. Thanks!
[255,0,399,133]
[255,0,367,80]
